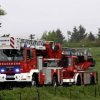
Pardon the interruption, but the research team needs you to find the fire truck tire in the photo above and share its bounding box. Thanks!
[76,75,81,85]
[31,74,39,87]
[31,77,36,86]
[90,76,95,85]
[52,76,58,87]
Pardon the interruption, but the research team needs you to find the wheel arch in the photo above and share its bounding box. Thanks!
[74,73,81,84]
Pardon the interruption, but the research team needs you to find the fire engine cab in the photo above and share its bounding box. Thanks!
[61,47,98,85]
[0,37,62,87]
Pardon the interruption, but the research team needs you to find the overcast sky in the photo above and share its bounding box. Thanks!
[0,0,100,39]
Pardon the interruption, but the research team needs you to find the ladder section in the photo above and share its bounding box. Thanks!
[62,47,92,57]
[20,39,46,50]
[0,37,46,50]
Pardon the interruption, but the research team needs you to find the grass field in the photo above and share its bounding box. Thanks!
[0,47,100,100]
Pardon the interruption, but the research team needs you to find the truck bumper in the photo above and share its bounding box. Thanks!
[0,73,32,82]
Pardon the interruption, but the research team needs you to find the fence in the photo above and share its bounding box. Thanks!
[0,85,100,100]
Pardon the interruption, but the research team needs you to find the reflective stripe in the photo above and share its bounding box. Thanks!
[10,37,14,48]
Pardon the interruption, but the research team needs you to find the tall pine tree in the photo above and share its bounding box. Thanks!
[87,32,95,41]
[78,25,87,41]
[70,26,79,42]
[70,25,87,42]
[55,29,65,44]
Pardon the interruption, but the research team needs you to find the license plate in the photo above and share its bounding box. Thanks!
[6,75,14,78]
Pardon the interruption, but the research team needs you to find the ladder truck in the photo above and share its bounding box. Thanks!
[42,41,62,87]
[61,47,98,85]
[0,37,63,87]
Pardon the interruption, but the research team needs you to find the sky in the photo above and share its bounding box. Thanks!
[0,0,100,39]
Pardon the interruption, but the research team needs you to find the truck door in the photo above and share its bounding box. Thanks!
[26,49,36,71]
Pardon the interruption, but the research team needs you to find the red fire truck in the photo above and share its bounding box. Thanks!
[0,37,62,87]
[0,36,98,87]
[61,47,98,85]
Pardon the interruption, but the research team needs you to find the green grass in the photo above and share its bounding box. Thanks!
[0,47,100,100]
[0,86,100,100]
[91,47,100,83]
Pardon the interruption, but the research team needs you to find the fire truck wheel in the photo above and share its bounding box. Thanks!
[52,76,58,87]
[31,77,36,86]
[76,75,81,85]
[90,76,95,85]
[31,74,39,87]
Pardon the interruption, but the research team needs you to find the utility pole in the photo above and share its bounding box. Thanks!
[29,34,35,44]
[67,31,71,47]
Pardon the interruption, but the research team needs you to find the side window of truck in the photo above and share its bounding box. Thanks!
[30,49,33,59]
[27,49,33,60]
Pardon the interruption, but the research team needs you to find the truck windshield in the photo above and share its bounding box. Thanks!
[0,49,24,61]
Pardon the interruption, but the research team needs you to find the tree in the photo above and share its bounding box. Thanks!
[87,32,95,41]
[97,28,100,39]
[42,30,56,41]
[70,26,79,42]
[70,25,87,42]
[1,34,10,37]
[55,29,65,44]
[41,31,47,40]
[0,5,6,27]
[0,6,6,16]
[78,25,87,40]
[41,29,65,44]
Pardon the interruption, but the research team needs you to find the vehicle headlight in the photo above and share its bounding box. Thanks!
[1,69,5,72]
[15,68,20,73]
[0,68,6,73]
[14,66,20,73]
